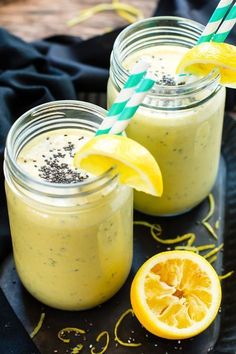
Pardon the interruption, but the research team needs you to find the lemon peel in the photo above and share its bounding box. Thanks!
[57,327,86,344]
[202,221,218,240]
[134,220,195,246]
[203,243,223,260]
[174,245,199,253]
[114,309,142,347]
[199,194,218,239]
[91,331,109,354]
[215,219,220,230]
[30,312,45,339]
[202,194,215,223]
[112,0,143,23]
[219,271,234,280]
[208,255,217,264]
[196,244,215,252]
[71,344,83,354]
[67,1,144,27]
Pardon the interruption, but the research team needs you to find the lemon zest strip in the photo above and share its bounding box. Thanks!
[174,246,199,253]
[30,312,45,339]
[134,220,195,246]
[114,309,142,347]
[186,233,196,247]
[91,331,109,354]
[103,27,114,33]
[71,344,83,354]
[200,194,218,239]
[58,327,86,344]
[219,271,234,280]
[134,221,162,235]
[215,219,220,230]
[196,244,215,251]
[202,221,218,240]
[112,0,139,23]
[202,193,215,222]
[67,3,144,27]
[152,228,196,246]
[208,255,217,264]
[175,244,217,255]
[203,243,223,259]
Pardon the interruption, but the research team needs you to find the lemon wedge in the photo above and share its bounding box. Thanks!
[74,135,163,196]
[130,250,222,340]
[176,42,236,87]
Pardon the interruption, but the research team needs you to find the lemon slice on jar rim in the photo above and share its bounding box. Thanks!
[130,250,222,340]
[176,42,236,88]
[73,134,163,197]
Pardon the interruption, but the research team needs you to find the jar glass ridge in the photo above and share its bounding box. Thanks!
[110,16,221,110]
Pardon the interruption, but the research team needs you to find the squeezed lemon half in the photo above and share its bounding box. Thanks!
[130,250,222,340]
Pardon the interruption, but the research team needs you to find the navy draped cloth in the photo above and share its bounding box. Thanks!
[0,1,235,353]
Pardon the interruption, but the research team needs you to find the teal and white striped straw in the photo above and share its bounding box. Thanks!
[212,1,236,42]
[108,71,156,135]
[197,0,233,44]
[95,60,149,136]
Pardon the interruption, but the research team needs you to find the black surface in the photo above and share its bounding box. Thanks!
[0,289,40,354]
[0,153,227,354]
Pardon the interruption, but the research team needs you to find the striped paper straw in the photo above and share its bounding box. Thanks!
[95,60,149,136]
[212,1,236,42]
[108,72,156,135]
[197,0,233,44]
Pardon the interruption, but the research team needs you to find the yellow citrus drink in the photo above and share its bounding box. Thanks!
[107,17,226,215]
[4,102,133,310]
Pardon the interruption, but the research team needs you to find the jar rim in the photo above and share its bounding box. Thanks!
[4,100,118,198]
[111,16,221,106]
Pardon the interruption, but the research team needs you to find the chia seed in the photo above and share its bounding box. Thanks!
[157,74,177,86]
[156,74,186,87]
[37,140,88,184]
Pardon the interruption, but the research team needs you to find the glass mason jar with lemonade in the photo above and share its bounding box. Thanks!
[107,17,226,216]
[4,101,133,310]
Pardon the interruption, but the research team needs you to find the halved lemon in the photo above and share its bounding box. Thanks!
[130,250,221,339]
[176,42,236,87]
[74,135,163,196]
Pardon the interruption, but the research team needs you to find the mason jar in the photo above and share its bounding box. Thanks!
[4,100,133,310]
[107,16,226,216]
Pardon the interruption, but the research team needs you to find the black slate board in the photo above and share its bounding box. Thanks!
[0,113,236,354]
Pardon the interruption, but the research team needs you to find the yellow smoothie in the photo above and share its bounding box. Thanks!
[5,128,133,310]
[108,45,225,215]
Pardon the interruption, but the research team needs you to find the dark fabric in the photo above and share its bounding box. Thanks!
[0,1,236,352]
[0,289,40,354]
